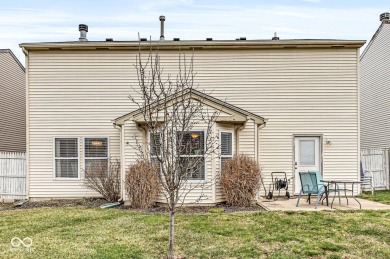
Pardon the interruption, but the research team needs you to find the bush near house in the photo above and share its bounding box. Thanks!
[84,159,121,202]
[220,155,261,206]
[125,160,160,208]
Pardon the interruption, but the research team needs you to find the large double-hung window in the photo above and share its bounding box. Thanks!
[54,138,79,178]
[177,131,205,180]
[84,138,109,173]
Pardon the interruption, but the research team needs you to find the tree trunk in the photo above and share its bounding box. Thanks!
[168,210,175,259]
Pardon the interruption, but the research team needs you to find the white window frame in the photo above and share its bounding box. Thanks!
[219,130,234,173]
[176,129,207,182]
[53,137,80,180]
[83,137,110,176]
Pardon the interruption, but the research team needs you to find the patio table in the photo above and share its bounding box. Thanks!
[321,180,363,209]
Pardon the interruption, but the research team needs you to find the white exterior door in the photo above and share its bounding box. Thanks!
[294,136,320,194]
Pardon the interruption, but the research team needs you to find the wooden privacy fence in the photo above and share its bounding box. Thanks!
[361,148,390,190]
[0,152,26,200]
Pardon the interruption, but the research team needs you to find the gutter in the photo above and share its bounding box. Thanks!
[23,47,30,200]
[19,39,366,51]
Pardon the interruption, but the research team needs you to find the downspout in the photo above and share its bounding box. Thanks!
[356,47,361,193]
[23,47,30,200]
[113,123,125,201]
[256,122,267,199]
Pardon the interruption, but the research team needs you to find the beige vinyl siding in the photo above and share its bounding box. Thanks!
[238,119,256,157]
[360,23,390,148]
[0,50,25,152]
[28,51,126,198]
[27,47,359,199]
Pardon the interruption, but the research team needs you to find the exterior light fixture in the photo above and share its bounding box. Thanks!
[325,139,332,146]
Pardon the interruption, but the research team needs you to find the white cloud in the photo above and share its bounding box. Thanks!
[0,2,384,63]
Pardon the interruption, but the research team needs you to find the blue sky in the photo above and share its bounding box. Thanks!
[0,0,387,62]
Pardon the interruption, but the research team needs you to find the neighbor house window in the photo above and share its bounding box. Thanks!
[84,138,109,173]
[149,132,161,170]
[220,131,233,169]
[177,131,205,180]
[54,138,79,178]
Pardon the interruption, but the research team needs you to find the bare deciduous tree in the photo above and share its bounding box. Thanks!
[129,42,220,258]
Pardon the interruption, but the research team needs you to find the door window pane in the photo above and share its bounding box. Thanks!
[299,140,315,165]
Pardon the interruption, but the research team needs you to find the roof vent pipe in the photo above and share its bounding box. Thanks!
[159,15,165,41]
[380,12,390,22]
[79,24,88,41]
[272,32,279,40]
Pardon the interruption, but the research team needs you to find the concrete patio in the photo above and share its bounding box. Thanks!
[259,196,390,211]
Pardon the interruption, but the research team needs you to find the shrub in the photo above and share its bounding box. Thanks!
[125,160,160,209]
[84,159,121,202]
[220,154,261,206]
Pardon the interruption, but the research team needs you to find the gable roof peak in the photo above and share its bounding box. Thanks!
[113,88,266,126]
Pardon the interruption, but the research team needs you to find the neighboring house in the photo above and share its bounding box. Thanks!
[20,26,365,204]
[0,49,26,152]
[360,12,390,149]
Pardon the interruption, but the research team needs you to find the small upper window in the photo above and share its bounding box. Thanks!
[54,138,79,178]
[220,132,233,167]
[84,138,109,173]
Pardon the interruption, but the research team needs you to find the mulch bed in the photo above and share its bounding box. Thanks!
[0,198,265,213]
